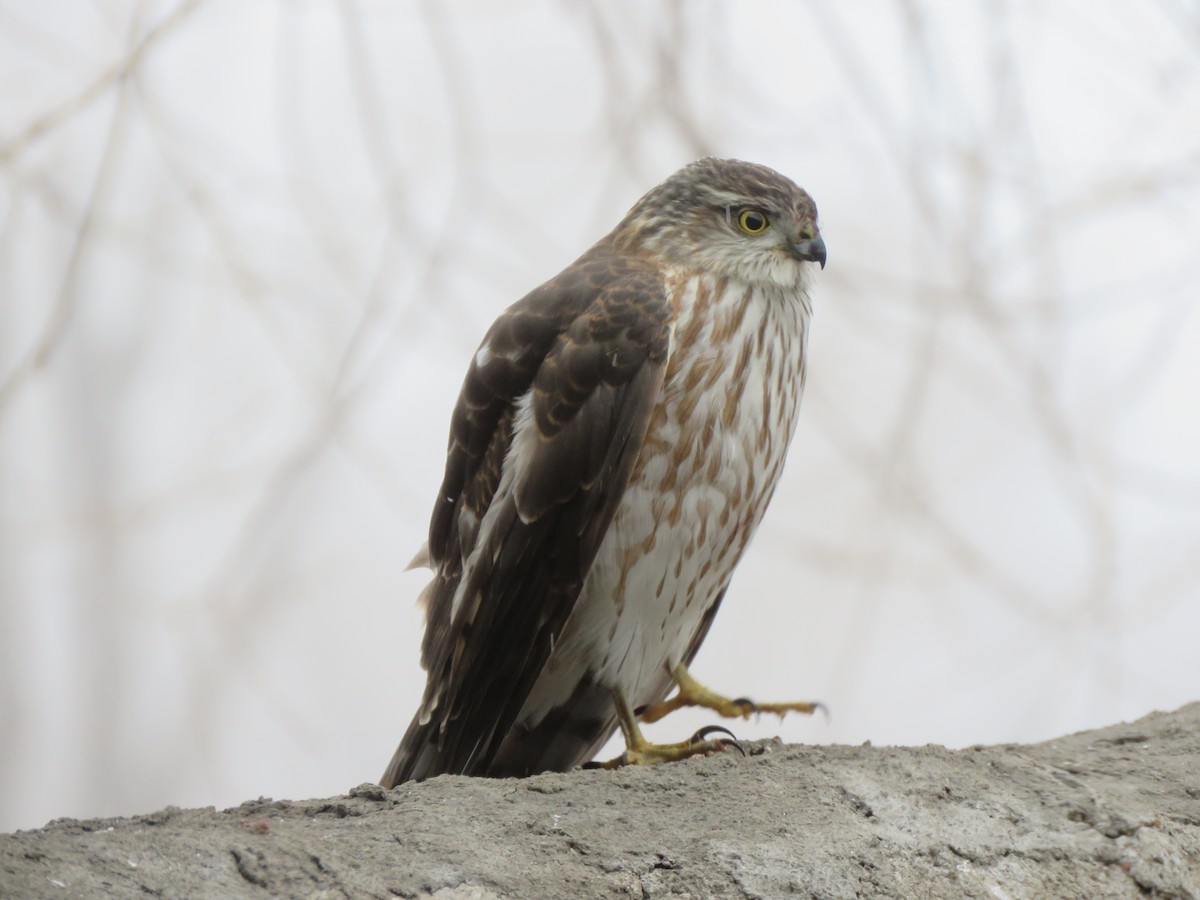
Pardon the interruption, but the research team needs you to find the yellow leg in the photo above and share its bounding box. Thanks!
[584,692,742,770]
[639,663,823,725]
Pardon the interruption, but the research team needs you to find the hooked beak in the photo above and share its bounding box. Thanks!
[792,234,827,269]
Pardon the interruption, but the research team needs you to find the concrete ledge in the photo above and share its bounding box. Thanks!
[3,704,1198,898]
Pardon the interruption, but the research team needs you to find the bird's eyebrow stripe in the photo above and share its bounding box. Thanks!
[703,189,754,207]
[701,190,788,219]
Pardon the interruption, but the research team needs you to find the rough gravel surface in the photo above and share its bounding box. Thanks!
[3,704,1198,898]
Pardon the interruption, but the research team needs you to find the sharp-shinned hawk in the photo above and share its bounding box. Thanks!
[381,158,826,786]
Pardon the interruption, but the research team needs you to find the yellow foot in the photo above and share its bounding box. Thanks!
[584,693,745,771]
[585,725,745,770]
[639,663,825,725]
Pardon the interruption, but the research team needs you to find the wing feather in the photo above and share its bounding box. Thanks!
[382,248,671,786]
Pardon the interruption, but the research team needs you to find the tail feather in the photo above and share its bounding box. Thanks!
[379,678,619,787]
[380,710,444,787]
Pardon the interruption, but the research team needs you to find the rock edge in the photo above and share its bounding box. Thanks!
[3,705,1199,898]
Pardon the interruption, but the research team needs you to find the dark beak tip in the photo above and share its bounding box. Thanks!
[794,235,827,269]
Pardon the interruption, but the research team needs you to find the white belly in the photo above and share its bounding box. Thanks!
[516,272,811,725]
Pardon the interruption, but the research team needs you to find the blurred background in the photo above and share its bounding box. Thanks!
[2,0,1199,833]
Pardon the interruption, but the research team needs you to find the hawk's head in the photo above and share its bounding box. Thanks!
[613,157,826,290]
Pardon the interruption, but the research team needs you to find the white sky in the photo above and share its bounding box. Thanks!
[1,0,1199,832]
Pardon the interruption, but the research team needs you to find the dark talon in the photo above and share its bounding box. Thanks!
[691,724,737,742]
[731,696,758,714]
[690,725,747,757]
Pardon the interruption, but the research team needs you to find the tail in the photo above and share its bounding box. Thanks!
[380,710,449,788]
[379,678,620,787]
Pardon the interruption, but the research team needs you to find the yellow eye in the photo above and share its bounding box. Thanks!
[737,208,770,235]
